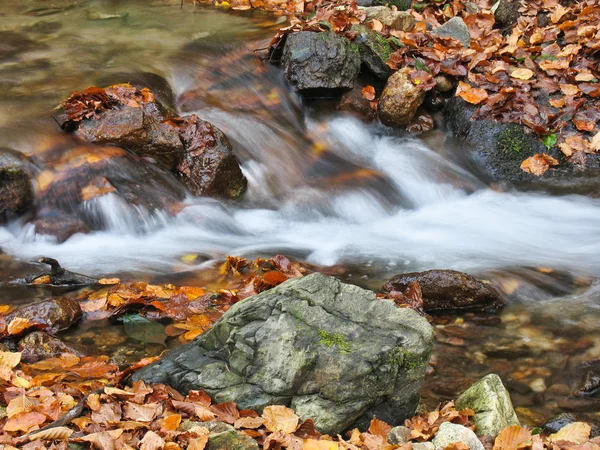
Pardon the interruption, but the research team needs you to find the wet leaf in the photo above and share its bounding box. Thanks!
[456,82,488,105]
[263,405,300,433]
[361,86,376,101]
[520,153,559,176]
[121,315,166,345]
[98,278,121,285]
[7,317,36,335]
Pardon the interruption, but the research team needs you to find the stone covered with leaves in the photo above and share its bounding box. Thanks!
[133,273,433,435]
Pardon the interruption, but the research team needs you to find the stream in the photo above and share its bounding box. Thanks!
[1,0,599,428]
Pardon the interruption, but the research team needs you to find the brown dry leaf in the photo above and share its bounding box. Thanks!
[371,19,383,32]
[549,98,565,108]
[162,413,182,431]
[361,85,376,101]
[31,275,51,285]
[81,429,124,450]
[575,73,595,82]
[188,436,209,450]
[560,84,580,96]
[520,153,559,176]
[7,394,36,417]
[493,426,533,450]
[368,418,392,438]
[511,68,534,80]
[98,278,121,285]
[28,426,74,441]
[7,317,35,335]
[164,444,182,450]
[104,386,136,398]
[140,430,165,450]
[446,444,470,450]
[124,402,160,422]
[210,401,240,424]
[590,131,600,152]
[548,422,591,444]
[303,439,340,450]
[234,416,265,429]
[0,351,22,369]
[4,411,47,432]
[91,402,122,424]
[263,405,300,433]
[550,4,567,23]
[456,82,488,105]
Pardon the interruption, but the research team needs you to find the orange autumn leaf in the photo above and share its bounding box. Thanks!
[548,422,591,444]
[520,153,559,176]
[98,278,121,285]
[368,417,392,438]
[456,82,488,105]
[234,416,265,429]
[31,275,51,285]
[361,85,376,101]
[124,402,161,422]
[28,426,74,441]
[7,317,36,335]
[0,304,11,313]
[303,439,339,450]
[210,401,240,424]
[262,405,299,433]
[0,351,22,369]
[493,426,533,450]
[162,414,182,431]
[70,360,118,379]
[4,411,47,432]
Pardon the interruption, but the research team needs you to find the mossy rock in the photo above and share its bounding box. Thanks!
[352,24,392,79]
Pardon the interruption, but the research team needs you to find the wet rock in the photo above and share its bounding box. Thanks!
[74,100,184,170]
[18,331,85,363]
[0,31,39,60]
[352,25,392,79]
[281,32,361,95]
[338,82,378,121]
[432,422,484,450]
[31,214,92,243]
[24,20,63,34]
[173,115,247,199]
[361,7,414,30]
[133,273,433,435]
[387,425,411,445]
[22,257,98,286]
[94,72,177,111]
[433,17,471,48]
[444,97,563,183]
[0,148,33,223]
[4,296,82,334]
[435,75,454,93]
[381,269,503,313]
[494,0,521,30]
[455,374,520,437]
[378,67,426,128]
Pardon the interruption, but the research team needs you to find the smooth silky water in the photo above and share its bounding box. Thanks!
[0,0,599,426]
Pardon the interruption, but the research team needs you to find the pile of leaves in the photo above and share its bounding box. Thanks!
[260,0,600,174]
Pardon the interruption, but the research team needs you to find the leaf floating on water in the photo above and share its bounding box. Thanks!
[548,422,591,444]
[98,277,121,285]
[121,315,166,345]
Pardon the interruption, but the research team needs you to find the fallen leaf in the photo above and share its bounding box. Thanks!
[493,426,533,450]
[549,422,591,444]
[81,429,124,450]
[361,85,376,101]
[140,430,165,450]
[7,317,36,335]
[210,401,240,424]
[456,82,488,104]
[4,411,47,432]
[234,416,265,429]
[124,402,161,422]
[511,68,534,80]
[99,278,121,285]
[591,131,600,151]
[263,405,300,433]
[0,351,22,369]
[31,275,51,285]
[520,153,559,176]
[28,426,74,441]
[368,417,392,438]
[560,84,580,96]
[303,439,340,450]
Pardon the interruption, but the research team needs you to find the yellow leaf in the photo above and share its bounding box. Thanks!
[0,351,22,369]
[31,275,51,285]
[7,394,36,418]
[7,317,35,335]
[520,153,559,176]
[262,405,300,433]
[99,278,121,285]
[560,84,579,96]
[29,426,74,441]
[0,304,11,313]
[302,439,339,450]
[493,426,532,450]
[549,422,591,444]
[510,68,534,80]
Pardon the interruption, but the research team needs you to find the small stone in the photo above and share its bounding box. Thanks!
[378,67,426,128]
[529,378,547,393]
[391,11,415,31]
[435,75,455,93]
[387,425,411,445]
[455,374,520,437]
[433,17,471,48]
[432,422,485,450]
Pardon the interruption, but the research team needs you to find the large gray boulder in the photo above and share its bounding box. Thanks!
[132,273,433,435]
[455,374,520,437]
[281,32,361,95]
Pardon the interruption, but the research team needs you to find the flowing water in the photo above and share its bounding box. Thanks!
[1,0,599,427]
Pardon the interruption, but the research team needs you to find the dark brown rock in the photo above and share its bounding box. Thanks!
[4,296,82,334]
[173,115,247,199]
[381,269,503,313]
[18,331,85,363]
[338,83,377,121]
[32,214,91,243]
[0,148,33,223]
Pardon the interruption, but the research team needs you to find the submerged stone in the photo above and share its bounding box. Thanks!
[455,374,520,437]
[0,148,33,224]
[133,273,433,435]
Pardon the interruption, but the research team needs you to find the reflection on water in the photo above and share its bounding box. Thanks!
[0,0,599,428]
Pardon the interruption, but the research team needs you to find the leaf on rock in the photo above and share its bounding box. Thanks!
[234,416,265,429]
[263,405,300,433]
[493,426,533,450]
[456,82,488,105]
[188,436,209,450]
[548,422,591,444]
[7,317,37,335]
[303,439,340,450]
[520,153,559,176]
[361,86,376,101]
